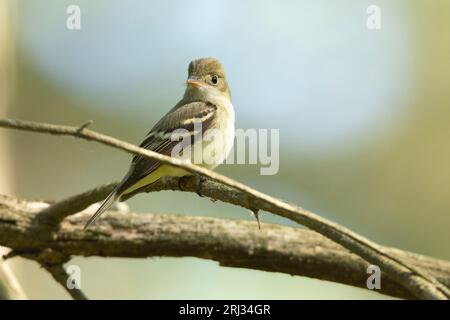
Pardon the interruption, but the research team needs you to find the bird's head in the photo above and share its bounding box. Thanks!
[184,57,231,102]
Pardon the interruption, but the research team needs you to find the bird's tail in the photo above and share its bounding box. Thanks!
[83,185,121,230]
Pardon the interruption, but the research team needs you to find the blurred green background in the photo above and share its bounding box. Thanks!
[1,0,449,299]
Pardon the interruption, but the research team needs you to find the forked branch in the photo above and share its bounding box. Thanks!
[0,118,449,299]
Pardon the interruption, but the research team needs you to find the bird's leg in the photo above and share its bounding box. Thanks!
[178,176,185,191]
[195,175,206,197]
[178,175,192,191]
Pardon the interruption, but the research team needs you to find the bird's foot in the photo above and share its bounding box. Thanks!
[178,175,191,191]
[178,177,185,191]
[195,175,206,197]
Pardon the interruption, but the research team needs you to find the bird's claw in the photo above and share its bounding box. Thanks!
[196,175,206,197]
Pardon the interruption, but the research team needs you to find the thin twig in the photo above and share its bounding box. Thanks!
[41,264,88,300]
[76,120,93,133]
[0,255,27,299]
[13,248,88,300]
[38,182,117,226]
[0,118,449,299]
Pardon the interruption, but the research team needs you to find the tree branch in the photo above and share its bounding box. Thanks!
[1,194,449,299]
[41,263,88,300]
[0,258,27,299]
[0,118,449,299]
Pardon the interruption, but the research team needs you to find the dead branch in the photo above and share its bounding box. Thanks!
[0,118,449,299]
[0,194,449,299]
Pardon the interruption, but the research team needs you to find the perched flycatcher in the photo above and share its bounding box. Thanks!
[84,58,235,229]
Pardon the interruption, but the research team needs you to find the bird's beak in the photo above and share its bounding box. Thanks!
[187,78,207,88]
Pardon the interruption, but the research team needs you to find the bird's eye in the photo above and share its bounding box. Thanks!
[211,75,219,85]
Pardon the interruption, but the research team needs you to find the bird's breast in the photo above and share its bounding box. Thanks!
[187,101,235,169]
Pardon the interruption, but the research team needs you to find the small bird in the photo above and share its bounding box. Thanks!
[84,58,235,229]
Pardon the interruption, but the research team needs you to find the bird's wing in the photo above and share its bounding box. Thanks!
[117,101,217,194]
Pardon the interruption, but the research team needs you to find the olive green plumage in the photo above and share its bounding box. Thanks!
[84,57,235,229]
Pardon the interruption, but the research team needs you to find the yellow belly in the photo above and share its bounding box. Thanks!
[122,164,189,195]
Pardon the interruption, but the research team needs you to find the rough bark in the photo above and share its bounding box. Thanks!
[0,118,449,299]
[1,194,449,300]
